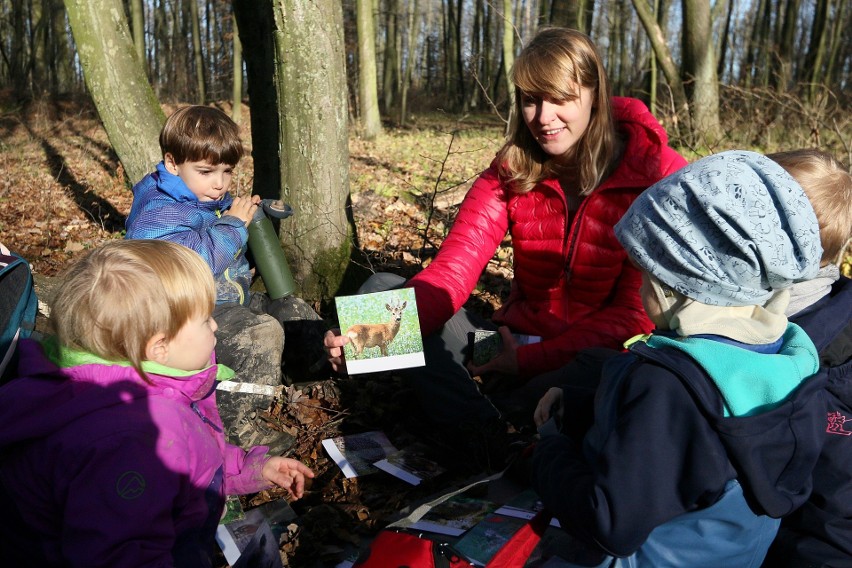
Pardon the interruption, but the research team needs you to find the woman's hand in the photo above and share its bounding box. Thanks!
[324,329,350,373]
[534,387,564,428]
[466,326,519,377]
[261,457,315,500]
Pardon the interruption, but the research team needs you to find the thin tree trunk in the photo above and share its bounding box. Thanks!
[382,0,399,113]
[630,0,689,123]
[806,0,830,101]
[716,0,733,81]
[771,0,799,91]
[64,0,164,185]
[823,0,845,89]
[357,0,382,138]
[399,0,417,125]
[131,0,144,64]
[7,0,27,96]
[232,0,280,199]
[682,0,721,142]
[453,0,465,111]
[189,0,205,103]
[231,12,242,123]
[549,0,580,29]
[649,0,659,111]
[154,0,166,94]
[501,0,514,134]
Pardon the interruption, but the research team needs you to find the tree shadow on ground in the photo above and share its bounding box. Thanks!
[20,120,126,234]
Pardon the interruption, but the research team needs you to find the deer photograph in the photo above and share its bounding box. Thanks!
[335,288,425,375]
[345,300,408,359]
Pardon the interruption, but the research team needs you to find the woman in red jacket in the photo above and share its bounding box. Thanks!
[327,27,686,444]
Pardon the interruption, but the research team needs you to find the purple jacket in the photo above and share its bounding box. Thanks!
[0,338,271,567]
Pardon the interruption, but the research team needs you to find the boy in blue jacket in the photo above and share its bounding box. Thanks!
[531,150,825,567]
[126,106,321,453]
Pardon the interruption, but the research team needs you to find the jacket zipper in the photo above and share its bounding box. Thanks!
[563,192,592,283]
[215,208,246,304]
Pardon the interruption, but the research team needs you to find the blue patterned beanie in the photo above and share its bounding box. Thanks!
[615,150,822,307]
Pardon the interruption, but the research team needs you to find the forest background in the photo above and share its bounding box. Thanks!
[0,0,850,565]
[1,0,850,295]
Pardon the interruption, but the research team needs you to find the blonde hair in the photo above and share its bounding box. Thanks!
[160,105,244,166]
[768,149,852,266]
[51,240,216,382]
[496,27,617,196]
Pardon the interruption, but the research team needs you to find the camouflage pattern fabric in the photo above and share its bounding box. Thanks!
[213,294,326,455]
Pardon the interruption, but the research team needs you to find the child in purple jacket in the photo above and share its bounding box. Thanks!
[0,239,314,567]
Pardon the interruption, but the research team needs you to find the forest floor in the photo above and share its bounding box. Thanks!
[0,95,521,567]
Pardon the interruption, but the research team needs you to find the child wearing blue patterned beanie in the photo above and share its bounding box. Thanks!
[530,150,825,568]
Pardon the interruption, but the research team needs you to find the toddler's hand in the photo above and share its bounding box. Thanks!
[262,457,315,500]
[534,387,564,428]
[324,329,350,373]
[225,195,261,226]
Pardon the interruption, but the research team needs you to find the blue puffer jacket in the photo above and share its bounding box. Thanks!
[125,162,251,305]
[533,324,824,567]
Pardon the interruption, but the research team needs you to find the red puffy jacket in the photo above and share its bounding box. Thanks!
[408,97,687,377]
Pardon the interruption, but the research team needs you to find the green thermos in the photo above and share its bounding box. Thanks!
[247,199,297,299]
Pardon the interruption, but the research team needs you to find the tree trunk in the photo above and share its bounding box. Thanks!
[716,0,734,81]
[501,0,514,133]
[47,0,74,94]
[805,0,830,102]
[682,0,721,143]
[231,12,242,123]
[823,0,845,90]
[770,0,798,91]
[189,0,205,104]
[741,0,770,88]
[357,0,382,138]
[549,0,580,29]
[64,0,164,185]
[381,0,399,114]
[271,0,353,301]
[648,0,659,110]
[5,0,27,96]
[452,0,465,111]
[153,0,165,94]
[629,0,689,122]
[582,0,594,32]
[130,0,144,64]
[399,0,417,125]
[232,0,280,199]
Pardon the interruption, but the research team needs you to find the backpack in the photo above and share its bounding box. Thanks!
[0,251,38,383]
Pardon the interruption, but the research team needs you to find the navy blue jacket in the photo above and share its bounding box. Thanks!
[764,277,852,567]
[533,327,824,566]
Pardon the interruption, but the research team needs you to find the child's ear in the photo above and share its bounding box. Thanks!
[145,333,170,365]
[163,153,179,174]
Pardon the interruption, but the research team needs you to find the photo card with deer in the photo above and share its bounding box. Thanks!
[334,287,425,375]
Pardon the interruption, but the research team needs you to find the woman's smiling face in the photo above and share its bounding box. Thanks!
[520,86,594,157]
